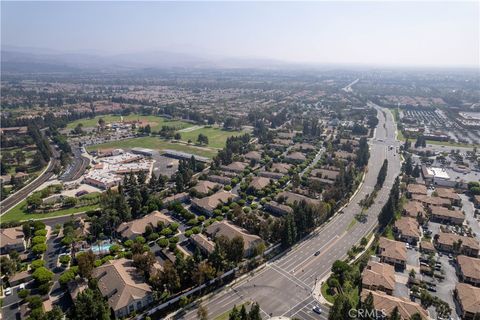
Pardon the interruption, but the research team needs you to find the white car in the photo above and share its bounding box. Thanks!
[312,306,322,314]
[19,283,25,290]
[4,287,12,296]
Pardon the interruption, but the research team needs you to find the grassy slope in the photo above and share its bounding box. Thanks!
[179,127,247,149]
[66,114,193,131]
[2,200,99,222]
[86,136,217,158]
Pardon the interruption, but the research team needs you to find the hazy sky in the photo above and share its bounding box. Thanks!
[1,1,479,67]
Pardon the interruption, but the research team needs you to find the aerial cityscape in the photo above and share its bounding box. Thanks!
[0,1,479,320]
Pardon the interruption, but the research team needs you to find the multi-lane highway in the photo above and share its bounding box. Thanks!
[0,146,60,215]
[178,105,401,320]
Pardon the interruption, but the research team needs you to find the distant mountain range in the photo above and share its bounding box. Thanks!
[1,46,294,73]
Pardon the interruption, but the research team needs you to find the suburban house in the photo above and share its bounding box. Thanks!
[411,194,451,208]
[393,217,421,244]
[406,184,427,198]
[258,171,284,180]
[435,232,480,257]
[420,240,436,254]
[294,143,316,152]
[457,255,480,287]
[189,233,215,255]
[206,175,232,185]
[402,200,426,221]
[191,190,239,216]
[276,191,320,207]
[93,258,153,318]
[243,150,262,162]
[191,180,220,197]
[429,206,465,225]
[0,227,26,254]
[361,261,396,295]
[270,162,291,174]
[435,187,462,206]
[205,221,263,257]
[378,237,407,269]
[310,168,339,181]
[454,283,480,320]
[361,290,429,319]
[248,176,271,192]
[220,161,248,173]
[333,150,356,161]
[117,210,173,240]
[264,201,294,216]
[162,192,189,206]
[284,151,306,164]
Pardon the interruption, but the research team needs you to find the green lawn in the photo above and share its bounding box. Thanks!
[66,114,193,131]
[178,127,247,149]
[321,281,335,304]
[2,200,99,223]
[86,136,218,158]
[214,303,249,320]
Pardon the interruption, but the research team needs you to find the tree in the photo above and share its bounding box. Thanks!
[174,132,182,140]
[32,267,53,284]
[64,197,78,208]
[98,118,105,131]
[362,292,375,319]
[376,159,388,188]
[328,294,353,320]
[70,287,110,320]
[77,251,95,279]
[227,236,245,263]
[32,243,47,255]
[197,133,209,145]
[249,302,262,320]
[14,150,26,165]
[197,304,208,320]
[132,252,155,278]
[192,261,216,285]
[389,307,401,320]
[404,156,413,176]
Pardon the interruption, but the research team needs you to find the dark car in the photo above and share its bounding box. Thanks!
[314,250,321,256]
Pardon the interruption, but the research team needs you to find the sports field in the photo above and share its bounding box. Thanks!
[86,136,218,158]
[178,126,247,149]
[66,114,193,131]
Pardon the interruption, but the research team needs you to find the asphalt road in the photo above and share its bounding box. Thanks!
[0,146,60,215]
[178,105,401,320]
[60,146,90,182]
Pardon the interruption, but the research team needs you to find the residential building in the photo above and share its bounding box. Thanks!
[191,190,239,216]
[378,237,407,269]
[205,221,263,257]
[270,162,291,174]
[394,217,421,244]
[276,191,320,206]
[429,206,465,225]
[190,233,215,255]
[206,175,232,185]
[361,261,396,295]
[0,227,26,254]
[402,200,426,221]
[243,151,262,162]
[406,184,427,198]
[360,290,429,319]
[284,151,306,164]
[435,232,480,257]
[93,258,153,318]
[163,192,189,205]
[191,180,220,197]
[264,201,294,216]
[220,162,248,173]
[454,283,480,320]
[248,176,271,192]
[117,210,173,239]
[435,187,462,206]
[411,194,451,208]
[457,255,480,287]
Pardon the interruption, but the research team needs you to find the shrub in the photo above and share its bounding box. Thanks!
[191,226,201,234]
[170,223,179,231]
[213,209,222,216]
[243,207,251,213]
[247,195,255,202]
[224,185,232,191]
[32,267,53,284]
[109,244,121,254]
[184,230,193,237]
[31,243,47,255]
[124,240,133,247]
[168,242,177,251]
[18,289,30,299]
[251,203,258,210]
[147,233,159,241]
[198,215,206,222]
[187,218,198,226]
[169,236,179,244]
[33,229,47,237]
[59,255,71,265]
[61,236,74,246]
[59,270,75,286]
[31,236,46,246]
[135,236,146,244]
[31,259,45,270]
[160,228,173,236]
[157,238,169,248]
[38,282,52,295]
[238,199,246,206]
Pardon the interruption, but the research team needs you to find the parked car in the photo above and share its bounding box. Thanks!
[312,306,322,314]
[4,287,12,296]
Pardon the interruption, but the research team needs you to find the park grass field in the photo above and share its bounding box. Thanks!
[1,200,99,223]
[178,126,247,149]
[66,114,193,131]
[86,136,218,158]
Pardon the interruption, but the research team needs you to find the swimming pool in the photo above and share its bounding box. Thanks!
[90,241,113,255]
